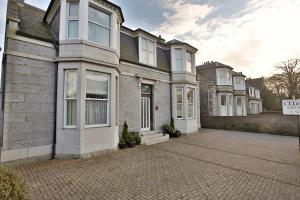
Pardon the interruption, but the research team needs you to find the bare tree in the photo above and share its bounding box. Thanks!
[269,59,300,98]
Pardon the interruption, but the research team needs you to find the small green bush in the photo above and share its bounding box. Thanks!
[0,165,29,200]
[162,121,182,138]
[132,132,141,145]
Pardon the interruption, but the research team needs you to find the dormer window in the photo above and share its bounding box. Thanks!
[186,52,192,73]
[139,37,156,66]
[88,6,111,47]
[67,2,79,39]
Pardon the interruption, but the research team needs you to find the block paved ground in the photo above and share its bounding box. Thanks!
[13,129,300,200]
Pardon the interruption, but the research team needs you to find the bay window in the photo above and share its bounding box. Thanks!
[86,71,109,127]
[174,48,183,71]
[67,2,79,38]
[187,88,195,118]
[140,37,155,66]
[186,52,192,73]
[176,88,183,119]
[64,70,77,128]
[88,6,111,47]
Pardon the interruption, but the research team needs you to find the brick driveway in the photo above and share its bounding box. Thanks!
[15,129,300,200]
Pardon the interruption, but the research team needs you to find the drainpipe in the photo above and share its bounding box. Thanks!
[52,43,59,159]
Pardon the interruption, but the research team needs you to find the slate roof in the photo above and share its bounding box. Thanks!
[196,61,233,70]
[246,78,264,90]
[232,71,246,77]
[7,0,56,43]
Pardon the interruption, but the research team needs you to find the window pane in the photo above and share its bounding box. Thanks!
[66,99,76,126]
[177,104,183,118]
[86,71,108,99]
[86,100,108,125]
[68,20,78,38]
[69,2,79,17]
[65,70,77,98]
[141,38,147,50]
[148,41,154,52]
[89,6,110,28]
[186,52,192,72]
[176,89,183,103]
[148,52,155,66]
[187,89,194,104]
[221,95,226,105]
[88,22,110,47]
[175,49,183,71]
[188,104,193,118]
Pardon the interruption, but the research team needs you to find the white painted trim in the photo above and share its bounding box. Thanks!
[6,34,55,48]
[0,145,52,163]
[5,50,54,62]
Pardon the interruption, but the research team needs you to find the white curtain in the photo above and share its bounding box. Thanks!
[86,100,108,125]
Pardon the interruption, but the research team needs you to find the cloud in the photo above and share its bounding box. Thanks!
[25,0,50,10]
[152,0,300,77]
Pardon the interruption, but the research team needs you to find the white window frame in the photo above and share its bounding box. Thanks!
[187,88,195,119]
[85,71,110,128]
[176,88,184,119]
[139,36,156,67]
[174,48,184,71]
[67,2,79,39]
[64,70,77,129]
[88,5,111,47]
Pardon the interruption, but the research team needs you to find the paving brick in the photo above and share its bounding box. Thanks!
[14,129,300,200]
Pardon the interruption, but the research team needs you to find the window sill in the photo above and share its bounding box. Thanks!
[85,125,110,129]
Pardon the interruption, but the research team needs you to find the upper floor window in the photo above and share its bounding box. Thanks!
[234,77,245,90]
[174,48,183,71]
[186,52,192,73]
[255,90,260,98]
[217,68,232,86]
[67,2,79,39]
[88,6,111,47]
[140,37,156,66]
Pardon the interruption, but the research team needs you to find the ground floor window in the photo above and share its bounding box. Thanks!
[85,71,109,127]
[220,95,227,116]
[64,70,77,128]
[187,88,195,118]
[176,88,184,119]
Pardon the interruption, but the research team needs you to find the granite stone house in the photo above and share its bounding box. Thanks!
[197,61,247,116]
[0,0,200,162]
[246,81,263,114]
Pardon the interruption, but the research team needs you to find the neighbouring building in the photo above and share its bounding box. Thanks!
[196,61,247,116]
[246,82,263,114]
[0,0,200,162]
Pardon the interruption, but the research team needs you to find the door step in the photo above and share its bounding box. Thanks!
[141,132,169,145]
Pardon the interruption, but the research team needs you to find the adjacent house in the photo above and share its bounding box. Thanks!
[246,82,263,114]
[0,0,200,162]
[196,61,247,116]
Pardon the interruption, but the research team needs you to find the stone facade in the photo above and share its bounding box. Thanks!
[1,36,57,162]
[0,0,200,162]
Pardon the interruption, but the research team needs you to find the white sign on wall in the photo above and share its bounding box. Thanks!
[282,99,300,115]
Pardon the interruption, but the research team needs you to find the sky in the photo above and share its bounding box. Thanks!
[1,0,300,78]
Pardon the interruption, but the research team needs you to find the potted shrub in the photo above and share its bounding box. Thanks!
[127,134,136,148]
[118,137,127,149]
[132,132,141,145]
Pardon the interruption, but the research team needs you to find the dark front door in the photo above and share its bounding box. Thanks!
[141,84,153,132]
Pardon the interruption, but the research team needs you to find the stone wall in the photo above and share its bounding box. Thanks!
[1,37,57,162]
[201,113,299,136]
